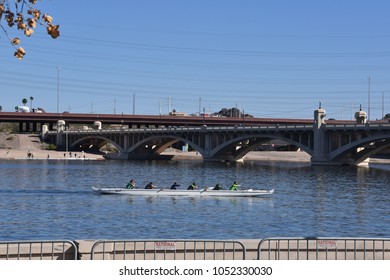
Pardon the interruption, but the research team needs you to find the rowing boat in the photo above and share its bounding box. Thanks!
[91,187,274,197]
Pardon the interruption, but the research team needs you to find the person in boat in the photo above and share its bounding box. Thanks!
[170,182,180,189]
[145,182,157,189]
[126,179,136,189]
[213,184,223,190]
[229,181,239,191]
[187,182,198,190]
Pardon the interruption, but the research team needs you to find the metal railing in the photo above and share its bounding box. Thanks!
[90,240,246,260]
[257,237,390,260]
[0,240,78,260]
[46,124,314,135]
[2,238,390,260]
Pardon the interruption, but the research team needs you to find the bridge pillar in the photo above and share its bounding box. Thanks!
[311,106,330,165]
[355,106,367,124]
[311,106,370,166]
[55,120,66,148]
[203,134,211,158]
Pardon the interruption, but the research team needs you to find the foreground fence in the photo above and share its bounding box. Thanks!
[0,240,78,260]
[1,238,390,260]
[90,240,246,260]
[258,237,390,260]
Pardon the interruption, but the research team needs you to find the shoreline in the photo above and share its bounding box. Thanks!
[0,148,310,162]
[2,149,390,165]
[0,148,104,161]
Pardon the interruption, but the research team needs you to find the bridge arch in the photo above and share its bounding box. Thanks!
[71,136,125,153]
[208,133,313,162]
[125,135,206,159]
[328,134,390,165]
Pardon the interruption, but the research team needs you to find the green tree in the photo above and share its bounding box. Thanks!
[22,98,27,106]
[0,0,60,59]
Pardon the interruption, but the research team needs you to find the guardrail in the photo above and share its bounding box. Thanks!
[2,238,390,260]
[257,237,390,260]
[0,240,78,260]
[90,240,246,260]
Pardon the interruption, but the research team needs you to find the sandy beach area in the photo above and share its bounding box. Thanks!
[0,133,103,160]
[1,132,388,164]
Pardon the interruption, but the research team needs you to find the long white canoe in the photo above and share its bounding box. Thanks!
[92,187,274,197]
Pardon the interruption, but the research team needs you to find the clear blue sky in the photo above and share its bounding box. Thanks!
[1,0,390,120]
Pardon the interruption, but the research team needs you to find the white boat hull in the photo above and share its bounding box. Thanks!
[92,187,274,197]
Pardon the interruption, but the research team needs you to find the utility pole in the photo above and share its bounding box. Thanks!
[57,66,60,113]
[167,96,171,114]
[133,93,135,115]
[382,91,385,119]
[368,76,371,121]
[199,97,202,116]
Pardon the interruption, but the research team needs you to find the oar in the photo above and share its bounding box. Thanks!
[200,187,209,194]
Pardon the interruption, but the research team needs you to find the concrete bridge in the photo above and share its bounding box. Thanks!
[44,107,390,165]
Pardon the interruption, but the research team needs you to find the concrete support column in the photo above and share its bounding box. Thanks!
[203,134,211,158]
[123,134,128,151]
[56,120,66,148]
[311,106,329,164]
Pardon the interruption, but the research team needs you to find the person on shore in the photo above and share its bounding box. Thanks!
[126,179,136,189]
[187,182,198,190]
[145,182,157,189]
[229,181,239,191]
[170,182,180,189]
[213,184,223,190]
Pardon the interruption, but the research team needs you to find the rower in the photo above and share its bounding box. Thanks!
[187,182,198,190]
[229,181,239,191]
[126,179,136,189]
[213,184,223,190]
[145,182,157,189]
[170,182,180,189]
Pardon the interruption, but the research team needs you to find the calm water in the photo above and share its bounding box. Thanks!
[0,159,389,241]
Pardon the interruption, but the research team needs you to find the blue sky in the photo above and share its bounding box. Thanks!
[1,0,390,120]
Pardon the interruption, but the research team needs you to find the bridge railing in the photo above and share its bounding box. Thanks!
[90,239,246,260]
[46,123,314,135]
[257,237,390,260]
[325,123,390,130]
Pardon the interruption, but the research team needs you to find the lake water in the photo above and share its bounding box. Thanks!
[0,159,390,241]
